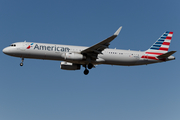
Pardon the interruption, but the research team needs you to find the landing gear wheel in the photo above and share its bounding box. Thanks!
[20,62,23,66]
[84,69,89,75]
[88,63,93,69]
[20,58,24,66]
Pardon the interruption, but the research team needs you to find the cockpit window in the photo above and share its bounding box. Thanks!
[10,44,16,47]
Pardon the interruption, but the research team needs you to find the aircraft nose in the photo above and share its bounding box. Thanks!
[2,47,9,54]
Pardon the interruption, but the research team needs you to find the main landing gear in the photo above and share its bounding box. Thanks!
[83,63,93,75]
[84,69,89,75]
[20,58,24,66]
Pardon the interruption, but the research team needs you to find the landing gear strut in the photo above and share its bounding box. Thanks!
[20,58,24,66]
[88,63,93,69]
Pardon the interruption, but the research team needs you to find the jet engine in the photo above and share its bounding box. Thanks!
[60,61,81,70]
[65,53,85,60]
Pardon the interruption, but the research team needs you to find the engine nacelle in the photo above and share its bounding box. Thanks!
[65,53,85,60]
[60,61,81,70]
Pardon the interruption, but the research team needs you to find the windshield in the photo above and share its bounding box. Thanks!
[10,44,16,47]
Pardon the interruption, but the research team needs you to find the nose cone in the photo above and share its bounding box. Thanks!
[2,47,8,54]
[3,47,17,56]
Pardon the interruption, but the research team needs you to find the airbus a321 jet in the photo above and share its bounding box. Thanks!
[3,27,176,75]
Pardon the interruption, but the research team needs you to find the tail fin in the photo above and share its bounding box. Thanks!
[142,31,174,60]
[146,31,173,54]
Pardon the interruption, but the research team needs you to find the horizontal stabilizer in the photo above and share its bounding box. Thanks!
[157,51,176,59]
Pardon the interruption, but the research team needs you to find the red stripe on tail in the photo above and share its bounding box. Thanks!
[162,42,170,45]
[159,47,168,51]
[141,55,159,60]
[166,36,172,40]
[145,52,163,55]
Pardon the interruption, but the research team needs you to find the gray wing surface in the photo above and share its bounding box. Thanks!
[81,26,122,59]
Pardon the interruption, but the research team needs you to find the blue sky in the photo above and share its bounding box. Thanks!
[0,0,180,120]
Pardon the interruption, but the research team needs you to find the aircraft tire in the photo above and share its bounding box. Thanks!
[20,62,23,66]
[84,69,89,75]
[88,63,93,69]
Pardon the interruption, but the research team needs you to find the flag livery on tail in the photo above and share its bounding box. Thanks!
[142,31,173,60]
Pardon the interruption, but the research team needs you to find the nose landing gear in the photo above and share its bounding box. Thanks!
[20,58,24,66]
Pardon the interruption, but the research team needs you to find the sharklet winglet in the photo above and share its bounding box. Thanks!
[114,26,122,36]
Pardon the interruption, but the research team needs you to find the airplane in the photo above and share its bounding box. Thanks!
[2,26,176,75]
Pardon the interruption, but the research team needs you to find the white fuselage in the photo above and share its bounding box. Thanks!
[3,42,169,66]
[2,26,176,75]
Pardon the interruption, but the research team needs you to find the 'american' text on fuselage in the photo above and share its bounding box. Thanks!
[34,44,70,52]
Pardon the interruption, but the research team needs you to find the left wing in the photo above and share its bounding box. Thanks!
[81,26,122,58]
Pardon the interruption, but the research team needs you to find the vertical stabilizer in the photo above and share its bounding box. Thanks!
[146,31,173,53]
[142,31,173,60]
